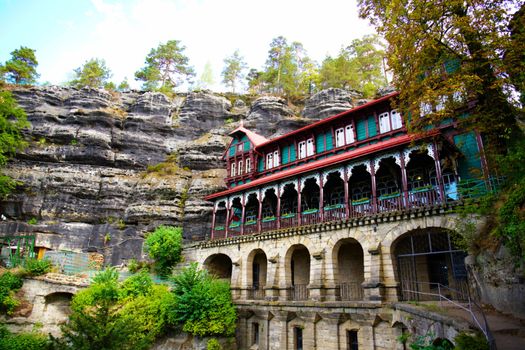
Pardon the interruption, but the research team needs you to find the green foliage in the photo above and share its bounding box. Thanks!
[170,263,237,337]
[495,177,525,261]
[453,332,489,350]
[0,324,50,350]
[408,332,454,350]
[69,58,112,89]
[58,268,175,350]
[135,40,195,92]
[222,50,247,93]
[0,46,39,85]
[127,258,150,274]
[104,81,116,91]
[319,34,386,97]
[24,258,52,276]
[207,338,222,350]
[145,225,183,276]
[27,217,38,225]
[358,0,519,150]
[117,78,130,91]
[0,90,29,198]
[0,272,23,315]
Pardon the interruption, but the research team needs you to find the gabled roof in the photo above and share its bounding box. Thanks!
[228,123,269,147]
[206,129,438,201]
[255,91,399,150]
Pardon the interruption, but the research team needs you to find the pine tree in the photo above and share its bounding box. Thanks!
[0,46,39,85]
[222,50,247,93]
[69,58,112,89]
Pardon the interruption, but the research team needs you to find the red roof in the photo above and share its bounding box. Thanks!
[229,124,268,146]
[254,91,399,150]
[205,130,436,201]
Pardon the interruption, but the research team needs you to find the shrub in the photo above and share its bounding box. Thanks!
[145,226,183,276]
[0,324,50,350]
[0,272,23,315]
[454,332,489,350]
[207,338,222,350]
[120,270,153,299]
[170,263,236,337]
[24,258,52,276]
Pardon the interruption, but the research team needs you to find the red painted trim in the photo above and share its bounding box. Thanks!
[254,92,399,151]
[205,130,438,200]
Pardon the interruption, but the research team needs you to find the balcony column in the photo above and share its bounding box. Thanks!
[319,172,324,222]
[370,160,377,214]
[257,189,263,234]
[362,242,384,301]
[225,199,231,238]
[431,142,445,201]
[277,185,281,229]
[400,150,409,208]
[343,167,350,218]
[308,250,325,301]
[211,204,217,240]
[240,193,246,236]
[297,177,302,225]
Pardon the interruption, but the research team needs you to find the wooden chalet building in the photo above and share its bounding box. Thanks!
[205,91,492,240]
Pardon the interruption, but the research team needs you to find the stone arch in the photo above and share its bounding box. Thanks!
[390,227,468,301]
[332,238,364,301]
[246,248,268,299]
[284,244,311,300]
[43,292,74,325]
[203,253,233,281]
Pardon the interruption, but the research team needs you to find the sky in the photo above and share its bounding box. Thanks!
[0,0,376,92]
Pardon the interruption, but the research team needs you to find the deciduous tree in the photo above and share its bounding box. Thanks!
[135,40,195,93]
[358,0,521,148]
[69,58,112,89]
[222,50,247,93]
[0,46,39,85]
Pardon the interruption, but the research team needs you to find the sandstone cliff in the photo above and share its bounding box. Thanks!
[0,86,357,264]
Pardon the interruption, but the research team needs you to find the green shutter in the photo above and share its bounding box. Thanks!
[325,131,333,151]
[229,146,235,156]
[454,132,481,179]
[244,141,250,151]
[241,135,248,142]
[356,119,366,141]
[290,145,296,162]
[367,116,377,137]
[316,133,325,153]
[282,145,289,164]
[258,158,264,172]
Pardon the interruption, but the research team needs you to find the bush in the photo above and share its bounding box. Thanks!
[454,332,489,350]
[0,324,50,350]
[170,263,237,337]
[207,338,222,350]
[145,226,183,276]
[24,258,52,276]
[57,268,175,350]
[0,272,23,315]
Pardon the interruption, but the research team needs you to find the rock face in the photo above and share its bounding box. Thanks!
[301,88,361,120]
[0,86,363,265]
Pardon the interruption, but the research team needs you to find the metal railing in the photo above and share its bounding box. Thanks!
[339,282,364,301]
[291,284,308,301]
[211,177,505,240]
[400,281,496,349]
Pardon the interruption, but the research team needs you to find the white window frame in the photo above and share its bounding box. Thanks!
[306,138,314,156]
[245,158,251,173]
[345,124,355,144]
[298,141,306,159]
[390,109,402,130]
[335,128,345,147]
[231,162,236,177]
[379,112,391,133]
[273,150,280,167]
[266,153,273,169]
[238,160,243,175]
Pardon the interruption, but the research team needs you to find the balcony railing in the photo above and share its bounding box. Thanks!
[290,284,308,301]
[339,282,364,301]
[247,286,265,300]
[211,178,502,240]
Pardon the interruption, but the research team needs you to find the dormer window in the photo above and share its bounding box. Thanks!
[379,110,403,134]
[273,150,280,167]
[335,128,344,147]
[391,110,402,129]
[345,124,355,144]
[237,143,243,153]
[298,141,306,158]
[231,162,236,177]
[379,112,391,133]
[266,153,273,169]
